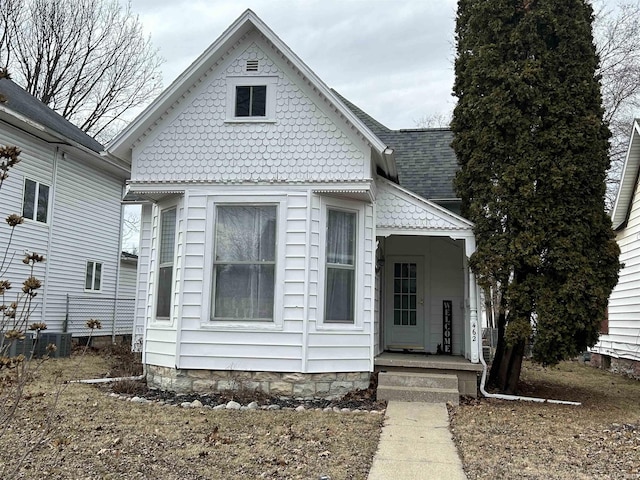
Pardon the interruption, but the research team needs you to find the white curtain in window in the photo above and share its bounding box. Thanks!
[325,210,355,322]
[214,206,276,320]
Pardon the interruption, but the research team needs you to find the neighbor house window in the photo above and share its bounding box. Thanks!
[85,261,102,291]
[212,205,276,321]
[235,85,266,117]
[156,207,176,319]
[22,179,50,223]
[325,209,356,323]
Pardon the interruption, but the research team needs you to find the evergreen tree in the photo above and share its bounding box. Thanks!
[451,0,621,393]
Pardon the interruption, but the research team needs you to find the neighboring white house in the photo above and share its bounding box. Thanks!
[107,10,481,397]
[591,119,640,379]
[0,77,130,338]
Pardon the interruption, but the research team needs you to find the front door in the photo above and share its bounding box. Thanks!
[384,256,425,351]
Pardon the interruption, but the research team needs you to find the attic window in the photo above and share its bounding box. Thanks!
[245,60,259,72]
[235,85,266,117]
[226,76,277,122]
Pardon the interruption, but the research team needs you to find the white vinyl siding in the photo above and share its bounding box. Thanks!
[118,261,137,299]
[0,124,52,325]
[305,197,373,373]
[44,151,123,333]
[0,121,125,332]
[593,174,640,362]
[140,189,372,374]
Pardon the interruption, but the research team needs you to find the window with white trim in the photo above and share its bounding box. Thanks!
[22,178,50,223]
[235,85,266,117]
[226,76,277,122]
[84,261,102,291]
[156,207,176,319]
[212,205,277,321]
[325,209,357,323]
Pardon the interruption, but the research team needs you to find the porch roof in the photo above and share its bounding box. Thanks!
[375,177,473,239]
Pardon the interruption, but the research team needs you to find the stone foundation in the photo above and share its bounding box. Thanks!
[590,353,640,380]
[146,365,371,399]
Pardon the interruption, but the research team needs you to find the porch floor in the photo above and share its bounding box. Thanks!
[375,352,484,372]
[374,352,483,397]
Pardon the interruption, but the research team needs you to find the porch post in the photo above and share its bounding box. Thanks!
[465,237,480,363]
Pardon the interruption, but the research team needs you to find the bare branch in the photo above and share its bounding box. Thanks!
[0,0,163,143]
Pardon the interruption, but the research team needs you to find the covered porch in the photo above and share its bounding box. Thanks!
[373,178,482,397]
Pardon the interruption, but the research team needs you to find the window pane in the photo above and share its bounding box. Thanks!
[159,209,176,264]
[23,179,36,220]
[93,263,102,290]
[215,206,276,262]
[235,86,250,116]
[214,264,274,319]
[156,266,173,318]
[251,86,266,116]
[85,262,94,290]
[37,184,49,222]
[325,267,354,322]
[327,210,355,265]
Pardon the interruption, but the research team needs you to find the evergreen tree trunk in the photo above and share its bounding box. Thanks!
[488,311,506,388]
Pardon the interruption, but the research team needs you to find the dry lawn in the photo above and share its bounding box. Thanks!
[0,352,383,479]
[450,360,640,479]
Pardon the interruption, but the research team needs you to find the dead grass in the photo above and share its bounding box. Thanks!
[450,360,640,479]
[0,352,382,479]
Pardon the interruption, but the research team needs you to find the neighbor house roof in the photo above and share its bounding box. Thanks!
[611,119,640,230]
[0,77,103,153]
[334,92,458,201]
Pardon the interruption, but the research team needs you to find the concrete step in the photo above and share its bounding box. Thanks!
[377,372,460,404]
[377,385,460,404]
[378,371,459,390]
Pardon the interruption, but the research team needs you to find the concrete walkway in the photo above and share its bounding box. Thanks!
[368,401,467,480]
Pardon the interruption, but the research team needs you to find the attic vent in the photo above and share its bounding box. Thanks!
[245,59,259,72]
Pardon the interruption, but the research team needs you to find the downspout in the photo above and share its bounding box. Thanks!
[113,183,126,344]
[69,374,145,384]
[476,314,581,406]
[41,147,60,326]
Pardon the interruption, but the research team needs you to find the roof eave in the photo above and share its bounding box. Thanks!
[1,104,129,178]
[611,120,640,230]
[107,9,390,163]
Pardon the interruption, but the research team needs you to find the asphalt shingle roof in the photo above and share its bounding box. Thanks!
[334,91,459,201]
[0,77,103,153]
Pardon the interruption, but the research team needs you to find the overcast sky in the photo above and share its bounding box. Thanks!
[128,0,459,130]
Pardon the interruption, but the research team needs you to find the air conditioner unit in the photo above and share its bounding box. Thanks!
[4,332,35,358]
[34,332,72,358]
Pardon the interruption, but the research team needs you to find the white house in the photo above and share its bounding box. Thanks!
[591,119,640,378]
[108,10,482,398]
[0,77,130,340]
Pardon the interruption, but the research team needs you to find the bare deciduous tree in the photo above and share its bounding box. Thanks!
[414,112,451,129]
[593,0,640,208]
[0,0,163,142]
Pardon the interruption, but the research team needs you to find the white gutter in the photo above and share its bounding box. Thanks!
[477,334,581,406]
